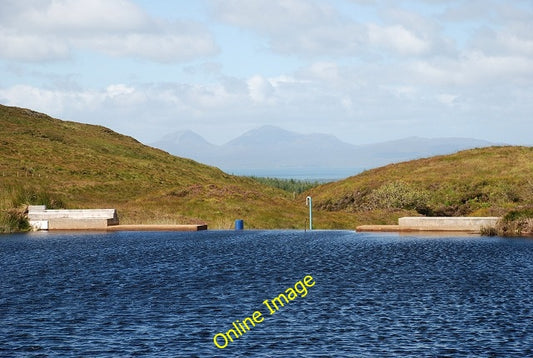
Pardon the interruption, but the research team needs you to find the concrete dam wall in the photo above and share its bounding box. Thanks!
[28,205,119,230]
[398,217,500,232]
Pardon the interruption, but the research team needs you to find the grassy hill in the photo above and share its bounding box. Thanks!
[0,104,357,232]
[2,104,531,234]
[306,146,533,225]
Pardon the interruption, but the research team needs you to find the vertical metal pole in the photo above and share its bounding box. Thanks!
[306,196,312,231]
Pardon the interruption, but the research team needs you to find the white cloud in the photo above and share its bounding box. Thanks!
[0,31,70,61]
[367,24,430,55]
[436,93,458,106]
[0,85,68,115]
[438,0,498,23]
[86,25,217,63]
[0,83,141,117]
[1,1,532,146]
[209,0,462,58]
[186,83,242,109]
[305,62,342,84]
[384,85,417,99]
[18,0,148,33]
[104,84,146,106]
[0,0,218,62]
[106,84,135,98]
[471,22,533,58]
[340,96,354,112]
[273,23,365,56]
[210,0,336,34]
[410,51,533,86]
[247,75,275,103]
[210,0,366,57]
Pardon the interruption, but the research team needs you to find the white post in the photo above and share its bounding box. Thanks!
[306,196,313,230]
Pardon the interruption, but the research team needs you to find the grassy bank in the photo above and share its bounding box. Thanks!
[0,207,28,234]
[481,208,533,236]
[305,146,533,225]
[0,184,71,233]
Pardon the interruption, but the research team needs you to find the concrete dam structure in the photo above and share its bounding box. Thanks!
[357,216,500,234]
[28,205,119,230]
[27,205,207,231]
[398,217,500,232]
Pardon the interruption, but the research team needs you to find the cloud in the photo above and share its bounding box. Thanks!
[367,24,430,55]
[471,21,533,58]
[106,84,135,98]
[85,24,218,63]
[436,93,458,106]
[247,75,275,103]
[1,1,532,146]
[210,0,337,34]
[11,0,148,33]
[438,0,498,23]
[0,0,218,62]
[1,47,532,146]
[210,0,366,57]
[209,0,459,58]
[305,62,342,83]
[409,52,533,86]
[0,32,71,61]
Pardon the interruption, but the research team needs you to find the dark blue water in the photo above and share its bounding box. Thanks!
[1,231,532,357]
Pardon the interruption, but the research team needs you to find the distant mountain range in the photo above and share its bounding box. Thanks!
[151,125,498,179]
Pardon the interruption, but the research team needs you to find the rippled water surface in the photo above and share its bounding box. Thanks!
[1,230,532,357]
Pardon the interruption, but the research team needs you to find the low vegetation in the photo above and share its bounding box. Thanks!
[306,146,533,225]
[363,181,430,212]
[0,185,67,233]
[248,176,321,194]
[0,204,29,234]
[486,208,533,236]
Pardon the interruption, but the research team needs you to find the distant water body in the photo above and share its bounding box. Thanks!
[227,168,364,181]
[1,231,532,357]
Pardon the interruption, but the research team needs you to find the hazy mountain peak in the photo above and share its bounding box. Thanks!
[159,130,208,144]
[228,125,299,146]
[149,129,215,159]
[151,125,498,179]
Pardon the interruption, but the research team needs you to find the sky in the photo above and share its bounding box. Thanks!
[0,0,532,146]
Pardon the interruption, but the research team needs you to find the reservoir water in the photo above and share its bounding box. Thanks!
[1,230,532,357]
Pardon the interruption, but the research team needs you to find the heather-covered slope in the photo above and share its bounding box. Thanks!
[305,146,533,224]
[1,104,341,230]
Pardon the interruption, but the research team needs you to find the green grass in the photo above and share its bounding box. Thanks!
[248,176,321,194]
[305,146,533,225]
[0,185,39,233]
[481,208,533,237]
[492,208,533,236]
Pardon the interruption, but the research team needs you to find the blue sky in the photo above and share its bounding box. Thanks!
[0,0,532,145]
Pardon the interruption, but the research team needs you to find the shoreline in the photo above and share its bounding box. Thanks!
[106,224,207,231]
[356,224,481,234]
